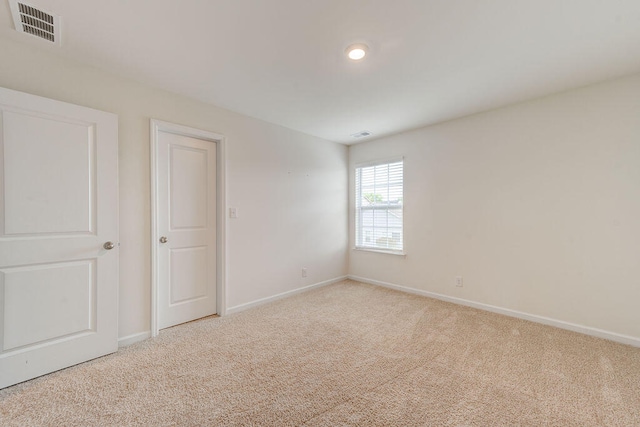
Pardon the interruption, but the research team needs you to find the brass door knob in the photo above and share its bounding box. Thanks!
[103,241,115,250]
[159,236,168,244]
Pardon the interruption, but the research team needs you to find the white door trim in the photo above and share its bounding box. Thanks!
[150,119,226,337]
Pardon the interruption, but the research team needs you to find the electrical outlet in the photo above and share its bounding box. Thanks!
[455,276,463,287]
[302,268,308,278]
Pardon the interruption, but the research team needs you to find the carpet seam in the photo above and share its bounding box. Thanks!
[299,359,430,426]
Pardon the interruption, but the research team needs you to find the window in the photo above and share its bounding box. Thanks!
[355,158,403,253]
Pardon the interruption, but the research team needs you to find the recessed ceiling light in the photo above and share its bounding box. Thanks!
[345,43,368,61]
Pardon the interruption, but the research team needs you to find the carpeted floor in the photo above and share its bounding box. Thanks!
[1,280,639,426]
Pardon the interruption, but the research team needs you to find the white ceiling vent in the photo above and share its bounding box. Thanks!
[8,0,61,45]
[350,130,372,139]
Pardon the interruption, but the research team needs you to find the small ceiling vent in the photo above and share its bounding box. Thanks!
[8,0,61,45]
[350,130,372,139]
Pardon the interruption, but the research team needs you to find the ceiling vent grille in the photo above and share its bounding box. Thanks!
[8,0,61,45]
[351,130,372,139]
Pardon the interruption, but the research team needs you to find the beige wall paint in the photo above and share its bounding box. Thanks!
[0,37,348,339]
[3,34,639,344]
[350,73,640,340]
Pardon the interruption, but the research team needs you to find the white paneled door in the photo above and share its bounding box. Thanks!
[0,87,118,389]
[155,124,217,330]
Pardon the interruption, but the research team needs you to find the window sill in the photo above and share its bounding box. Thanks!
[353,247,406,257]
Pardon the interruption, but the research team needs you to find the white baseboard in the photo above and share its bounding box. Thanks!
[348,275,640,348]
[226,276,348,315]
[118,331,151,347]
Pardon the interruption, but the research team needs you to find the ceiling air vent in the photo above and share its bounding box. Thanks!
[351,130,372,139]
[8,0,61,45]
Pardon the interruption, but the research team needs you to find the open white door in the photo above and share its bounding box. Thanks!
[0,87,118,389]
[151,121,219,332]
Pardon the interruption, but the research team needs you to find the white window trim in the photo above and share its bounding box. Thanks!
[355,156,404,169]
[354,156,405,255]
[353,247,407,256]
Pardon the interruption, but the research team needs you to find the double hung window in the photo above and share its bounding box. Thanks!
[355,158,404,253]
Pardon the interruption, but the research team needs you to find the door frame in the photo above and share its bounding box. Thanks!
[149,119,226,337]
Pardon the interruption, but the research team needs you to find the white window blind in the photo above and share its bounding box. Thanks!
[355,159,403,253]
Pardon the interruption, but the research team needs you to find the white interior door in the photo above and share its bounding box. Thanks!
[0,87,118,389]
[156,126,217,330]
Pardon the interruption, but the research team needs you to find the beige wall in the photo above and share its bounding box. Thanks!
[350,73,640,340]
[0,37,348,340]
[3,34,639,345]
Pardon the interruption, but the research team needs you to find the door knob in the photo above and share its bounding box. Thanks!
[103,241,115,250]
[159,236,168,244]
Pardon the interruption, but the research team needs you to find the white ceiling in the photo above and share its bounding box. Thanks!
[2,0,640,144]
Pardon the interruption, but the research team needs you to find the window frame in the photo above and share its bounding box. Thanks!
[354,157,405,256]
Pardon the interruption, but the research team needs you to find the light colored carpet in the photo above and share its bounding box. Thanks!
[1,280,639,426]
